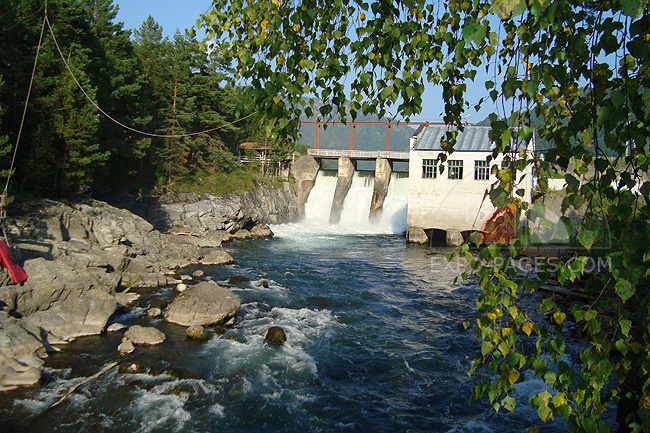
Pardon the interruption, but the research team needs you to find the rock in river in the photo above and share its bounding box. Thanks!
[123,325,166,345]
[250,224,273,239]
[265,326,287,346]
[106,323,127,333]
[164,281,241,327]
[186,325,210,341]
[0,311,47,391]
[146,308,162,318]
[200,250,234,266]
[117,338,135,355]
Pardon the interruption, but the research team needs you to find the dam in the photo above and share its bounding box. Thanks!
[295,153,409,234]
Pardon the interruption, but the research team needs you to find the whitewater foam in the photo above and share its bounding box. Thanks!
[295,170,408,235]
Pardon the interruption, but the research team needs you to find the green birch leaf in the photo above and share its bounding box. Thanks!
[577,227,598,251]
[621,0,649,18]
[482,341,495,356]
[491,0,524,19]
[503,396,516,412]
[537,405,553,422]
[615,279,635,302]
[619,318,632,336]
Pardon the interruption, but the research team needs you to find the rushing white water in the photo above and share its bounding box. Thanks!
[300,170,409,235]
[377,173,409,233]
[339,172,375,225]
[303,171,338,222]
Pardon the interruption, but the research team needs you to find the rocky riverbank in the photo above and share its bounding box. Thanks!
[112,182,300,240]
[0,183,301,392]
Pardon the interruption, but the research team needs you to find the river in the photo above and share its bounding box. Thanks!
[0,173,577,432]
[0,220,571,433]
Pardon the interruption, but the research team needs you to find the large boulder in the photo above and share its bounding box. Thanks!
[200,250,234,266]
[164,281,241,327]
[23,288,116,341]
[249,224,273,239]
[231,229,251,240]
[123,325,166,345]
[0,312,48,392]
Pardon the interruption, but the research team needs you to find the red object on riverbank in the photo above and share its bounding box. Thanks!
[478,204,517,243]
[0,240,28,283]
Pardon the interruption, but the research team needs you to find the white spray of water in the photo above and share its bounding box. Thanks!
[303,171,338,222]
[339,172,375,224]
[376,173,409,233]
[294,170,409,236]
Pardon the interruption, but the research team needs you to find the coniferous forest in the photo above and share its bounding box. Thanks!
[0,0,265,198]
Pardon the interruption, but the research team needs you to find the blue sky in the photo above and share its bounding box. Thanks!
[114,0,212,37]
[113,1,492,123]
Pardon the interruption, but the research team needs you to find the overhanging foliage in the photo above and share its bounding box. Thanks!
[202,0,650,431]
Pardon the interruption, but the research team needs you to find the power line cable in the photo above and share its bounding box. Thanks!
[45,14,258,139]
[1,5,45,32]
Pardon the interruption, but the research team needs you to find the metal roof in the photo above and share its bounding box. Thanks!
[413,125,494,152]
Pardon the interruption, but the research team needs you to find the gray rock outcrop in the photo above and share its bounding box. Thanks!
[130,183,300,233]
[0,198,209,390]
[0,311,48,391]
[0,199,204,343]
[24,288,117,341]
[164,281,241,327]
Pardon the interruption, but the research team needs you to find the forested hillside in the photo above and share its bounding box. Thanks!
[0,0,264,197]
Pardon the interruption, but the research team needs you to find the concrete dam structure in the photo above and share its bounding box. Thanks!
[293,154,408,232]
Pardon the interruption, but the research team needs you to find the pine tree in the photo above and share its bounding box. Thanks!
[158,30,250,185]
[0,0,46,194]
[22,0,108,195]
[132,15,173,187]
[82,0,144,191]
[0,76,13,187]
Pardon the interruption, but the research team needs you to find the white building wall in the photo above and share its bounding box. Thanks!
[407,144,534,234]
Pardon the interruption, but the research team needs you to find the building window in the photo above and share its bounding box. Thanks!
[448,160,463,180]
[474,160,489,180]
[422,159,436,179]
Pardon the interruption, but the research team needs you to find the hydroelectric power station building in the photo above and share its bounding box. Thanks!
[406,124,535,246]
[292,123,534,246]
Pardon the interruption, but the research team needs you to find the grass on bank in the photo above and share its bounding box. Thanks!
[169,166,286,195]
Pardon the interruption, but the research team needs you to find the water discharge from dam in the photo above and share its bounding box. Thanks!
[303,170,408,234]
[339,172,375,225]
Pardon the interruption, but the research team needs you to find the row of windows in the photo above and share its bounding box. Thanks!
[422,159,489,181]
